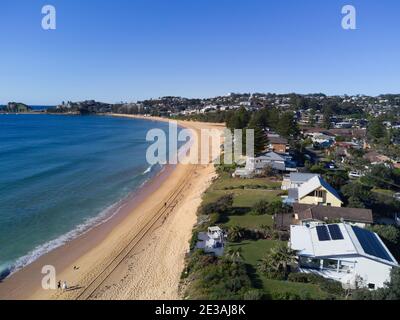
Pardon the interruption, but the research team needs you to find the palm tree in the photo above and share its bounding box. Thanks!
[258,244,297,279]
[225,247,243,263]
[228,226,245,242]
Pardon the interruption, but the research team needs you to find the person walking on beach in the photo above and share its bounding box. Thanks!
[62,281,68,292]
[57,281,61,290]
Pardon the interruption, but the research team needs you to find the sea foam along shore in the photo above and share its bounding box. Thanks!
[0,116,225,300]
[2,161,165,281]
[0,115,171,280]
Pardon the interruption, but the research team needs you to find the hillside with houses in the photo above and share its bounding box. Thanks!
[174,94,400,300]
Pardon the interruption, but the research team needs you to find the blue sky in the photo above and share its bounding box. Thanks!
[0,0,399,105]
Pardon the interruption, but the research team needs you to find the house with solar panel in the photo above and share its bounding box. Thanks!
[284,175,343,207]
[290,223,399,289]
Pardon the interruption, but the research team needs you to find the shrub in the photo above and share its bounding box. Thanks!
[258,244,297,280]
[266,200,284,215]
[200,194,234,215]
[287,273,311,283]
[252,200,269,216]
[243,289,264,300]
[187,259,252,300]
[227,225,247,242]
[270,291,301,300]
[367,224,400,245]
[288,272,344,297]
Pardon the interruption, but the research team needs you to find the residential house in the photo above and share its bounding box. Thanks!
[293,203,373,228]
[233,152,297,178]
[268,136,289,154]
[290,223,399,289]
[281,173,320,190]
[309,133,335,148]
[364,151,391,166]
[196,226,225,256]
[284,176,343,207]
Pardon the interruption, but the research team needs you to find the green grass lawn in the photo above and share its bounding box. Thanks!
[229,239,281,265]
[202,172,283,208]
[228,239,328,300]
[224,214,273,228]
[212,173,281,190]
[203,189,283,207]
[261,278,328,299]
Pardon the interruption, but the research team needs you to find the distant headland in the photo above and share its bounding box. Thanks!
[0,102,32,113]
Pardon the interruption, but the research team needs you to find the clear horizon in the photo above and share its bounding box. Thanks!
[1,0,400,105]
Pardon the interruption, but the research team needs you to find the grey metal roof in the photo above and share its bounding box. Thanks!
[289,172,319,183]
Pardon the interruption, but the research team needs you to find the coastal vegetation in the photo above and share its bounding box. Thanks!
[0,102,31,113]
[182,164,346,300]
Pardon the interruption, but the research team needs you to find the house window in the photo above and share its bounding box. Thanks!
[322,259,338,270]
[368,283,375,290]
[299,257,321,269]
[338,261,354,272]
[314,190,324,198]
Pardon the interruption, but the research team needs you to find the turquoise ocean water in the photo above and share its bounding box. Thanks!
[0,114,173,278]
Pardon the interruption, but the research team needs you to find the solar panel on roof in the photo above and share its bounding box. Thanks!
[351,226,393,262]
[316,225,331,241]
[328,224,344,240]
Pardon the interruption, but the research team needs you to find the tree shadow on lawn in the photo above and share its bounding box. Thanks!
[217,207,252,224]
[229,242,264,289]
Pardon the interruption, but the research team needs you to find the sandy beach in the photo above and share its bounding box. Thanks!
[0,115,225,300]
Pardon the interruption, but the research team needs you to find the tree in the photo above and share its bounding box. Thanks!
[259,224,278,240]
[228,226,246,242]
[252,200,269,216]
[246,114,268,156]
[368,118,386,141]
[361,164,396,190]
[225,247,243,263]
[258,243,297,279]
[200,194,234,215]
[341,182,373,208]
[367,225,400,245]
[226,107,250,131]
[266,200,284,215]
[276,112,299,139]
[308,109,316,127]
[322,106,333,129]
[324,171,350,191]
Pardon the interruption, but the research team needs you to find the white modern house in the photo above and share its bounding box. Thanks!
[233,152,297,178]
[196,226,225,256]
[290,223,399,289]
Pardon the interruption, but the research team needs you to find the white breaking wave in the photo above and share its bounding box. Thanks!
[7,197,126,277]
[142,164,154,175]
[4,164,166,278]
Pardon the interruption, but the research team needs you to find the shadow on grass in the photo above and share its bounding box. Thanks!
[228,242,264,289]
[245,263,263,289]
[217,207,252,224]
